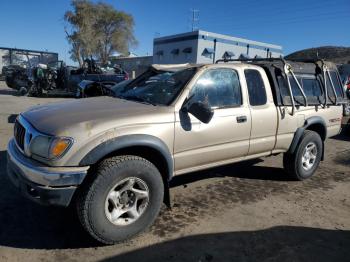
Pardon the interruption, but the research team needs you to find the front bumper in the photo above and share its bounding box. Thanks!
[6,138,89,206]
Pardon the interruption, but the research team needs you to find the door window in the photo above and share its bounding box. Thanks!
[189,68,242,108]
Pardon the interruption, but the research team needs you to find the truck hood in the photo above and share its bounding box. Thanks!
[22,96,173,136]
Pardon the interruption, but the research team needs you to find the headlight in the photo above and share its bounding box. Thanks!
[30,136,73,159]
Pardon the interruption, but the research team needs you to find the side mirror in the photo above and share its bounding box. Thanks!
[185,101,214,124]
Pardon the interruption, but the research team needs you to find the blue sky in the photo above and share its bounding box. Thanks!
[0,0,349,65]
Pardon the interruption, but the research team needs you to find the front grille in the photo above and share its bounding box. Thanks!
[14,120,26,150]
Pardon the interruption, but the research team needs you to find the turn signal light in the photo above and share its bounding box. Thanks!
[49,138,72,158]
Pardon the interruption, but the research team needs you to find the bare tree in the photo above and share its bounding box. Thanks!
[64,0,137,65]
[64,29,84,66]
[94,2,137,64]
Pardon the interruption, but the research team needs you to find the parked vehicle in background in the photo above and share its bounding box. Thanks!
[337,64,350,116]
[7,59,345,244]
[2,65,24,88]
[342,75,350,98]
[344,77,350,115]
[3,65,32,92]
[3,58,128,97]
[338,64,350,93]
[76,80,118,98]
[75,65,173,98]
[68,60,129,96]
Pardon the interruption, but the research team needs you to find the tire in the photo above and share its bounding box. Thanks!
[27,88,37,97]
[28,85,42,97]
[18,87,28,96]
[6,81,13,89]
[76,155,164,244]
[283,130,323,181]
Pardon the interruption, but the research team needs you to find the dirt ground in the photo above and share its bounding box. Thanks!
[0,82,349,262]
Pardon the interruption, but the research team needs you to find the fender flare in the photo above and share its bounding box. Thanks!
[79,134,174,181]
[288,116,327,158]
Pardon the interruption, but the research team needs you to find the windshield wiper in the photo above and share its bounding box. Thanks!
[121,95,157,106]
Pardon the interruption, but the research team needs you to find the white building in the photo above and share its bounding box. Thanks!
[153,30,283,64]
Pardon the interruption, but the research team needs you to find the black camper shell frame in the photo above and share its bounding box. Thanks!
[216,58,346,115]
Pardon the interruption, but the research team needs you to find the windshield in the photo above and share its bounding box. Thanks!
[115,67,197,106]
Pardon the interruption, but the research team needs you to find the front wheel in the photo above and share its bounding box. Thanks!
[76,155,164,244]
[18,87,28,96]
[28,84,43,97]
[283,130,323,180]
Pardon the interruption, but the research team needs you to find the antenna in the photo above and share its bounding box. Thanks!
[190,9,199,31]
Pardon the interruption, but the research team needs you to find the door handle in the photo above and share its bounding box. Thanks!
[236,116,247,123]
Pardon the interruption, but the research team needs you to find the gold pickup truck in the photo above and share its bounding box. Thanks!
[7,59,346,244]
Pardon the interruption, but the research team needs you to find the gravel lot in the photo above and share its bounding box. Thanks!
[0,82,349,262]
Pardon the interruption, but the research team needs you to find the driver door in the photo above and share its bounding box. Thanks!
[173,68,251,174]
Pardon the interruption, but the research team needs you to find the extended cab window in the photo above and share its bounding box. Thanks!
[190,68,242,108]
[245,69,267,106]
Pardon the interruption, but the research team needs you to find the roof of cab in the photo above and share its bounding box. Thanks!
[151,59,340,74]
[151,63,263,73]
[151,63,202,72]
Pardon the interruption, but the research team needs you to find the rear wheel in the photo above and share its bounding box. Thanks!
[76,155,164,244]
[283,130,323,180]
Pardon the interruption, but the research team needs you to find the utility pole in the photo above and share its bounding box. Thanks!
[190,9,199,31]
